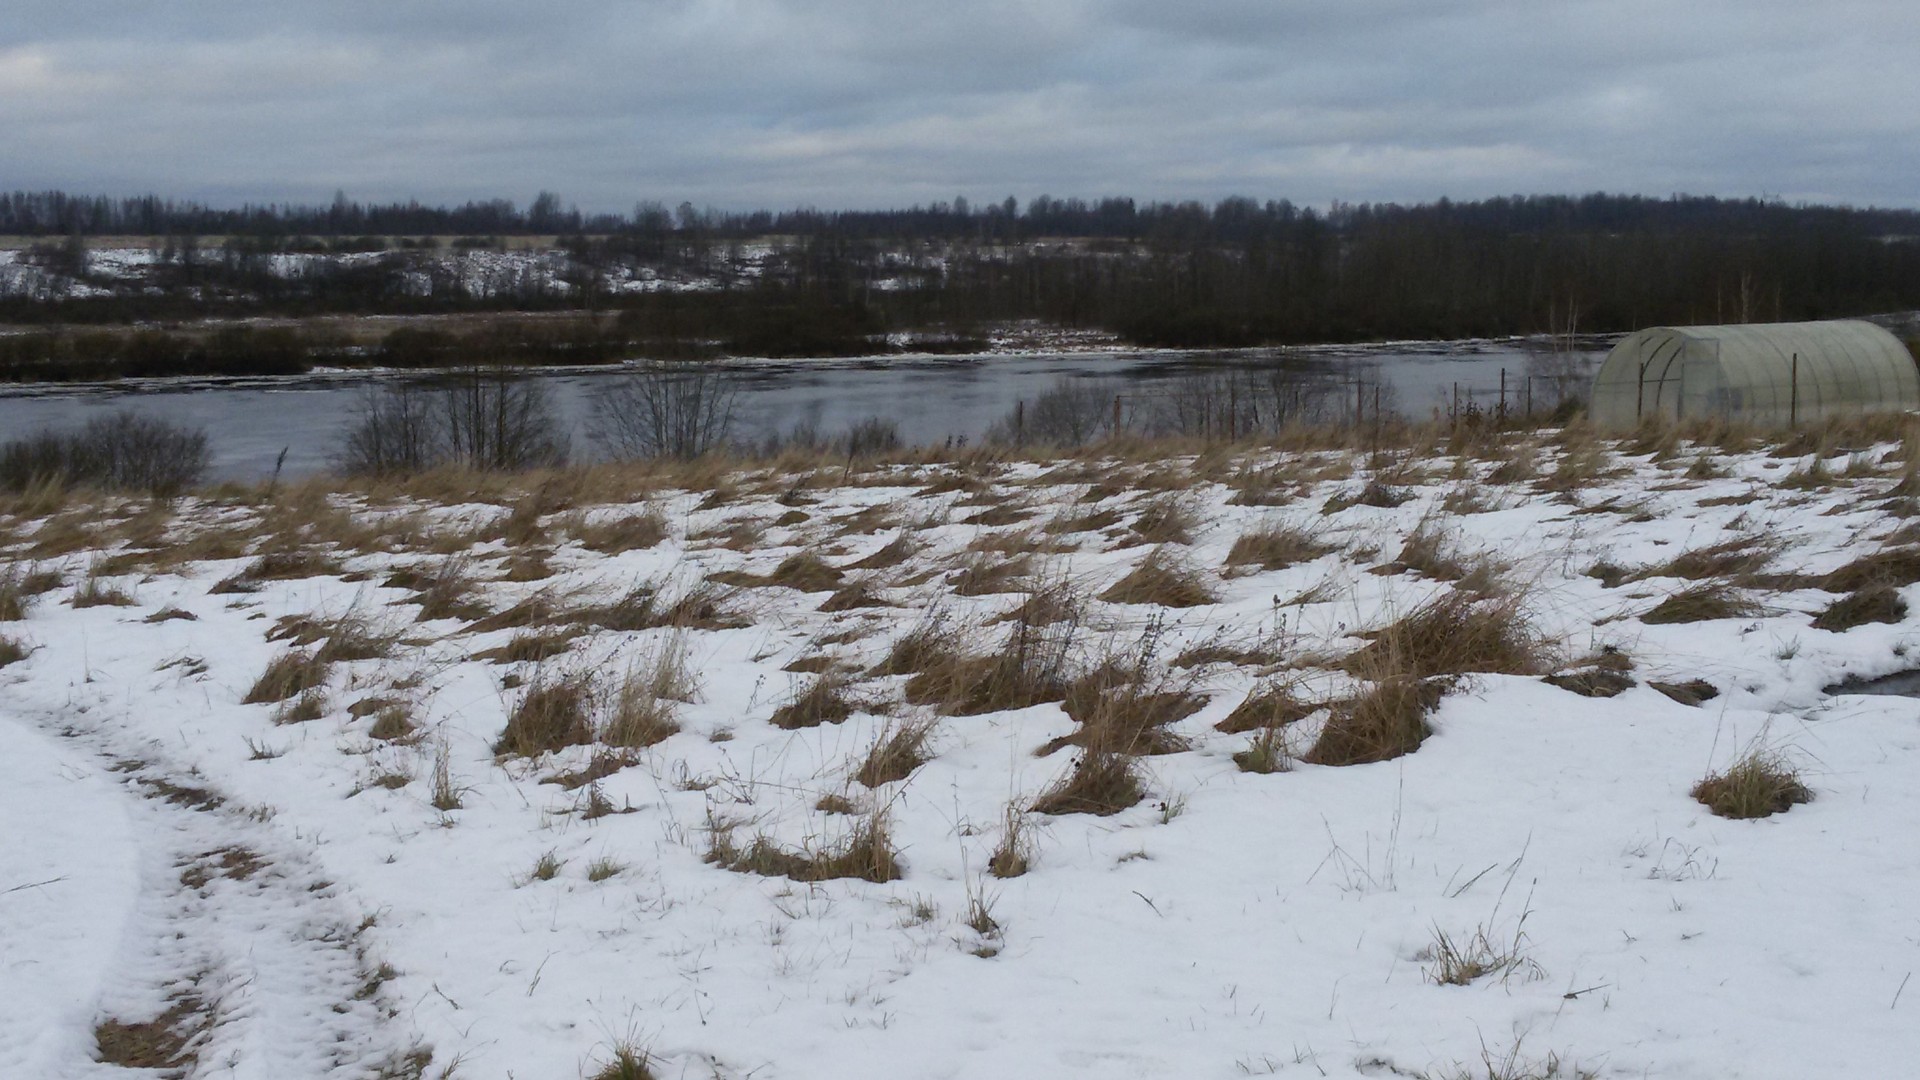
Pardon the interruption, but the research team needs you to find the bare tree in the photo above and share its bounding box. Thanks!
[589,361,739,460]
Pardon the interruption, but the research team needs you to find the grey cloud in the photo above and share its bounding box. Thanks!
[3,0,1915,210]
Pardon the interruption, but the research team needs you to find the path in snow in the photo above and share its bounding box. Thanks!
[0,705,425,1080]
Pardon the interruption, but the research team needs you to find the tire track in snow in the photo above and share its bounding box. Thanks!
[1,710,431,1080]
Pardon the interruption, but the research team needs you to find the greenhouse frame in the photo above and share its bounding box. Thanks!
[1588,320,1920,429]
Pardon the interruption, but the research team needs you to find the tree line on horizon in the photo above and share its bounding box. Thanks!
[3,189,1919,367]
[6,188,1920,245]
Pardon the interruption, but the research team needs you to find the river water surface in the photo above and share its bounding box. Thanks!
[0,341,1603,481]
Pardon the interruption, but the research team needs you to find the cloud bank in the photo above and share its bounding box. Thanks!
[6,0,1916,210]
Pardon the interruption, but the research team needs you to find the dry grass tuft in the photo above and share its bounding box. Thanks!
[1215,680,1320,733]
[845,533,919,570]
[495,673,594,757]
[1344,588,1548,680]
[1811,585,1908,631]
[1641,582,1762,625]
[1648,536,1777,582]
[1128,494,1199,544]
[1693,746,1812,819]
[707,808,902,883]
[1821,546,1920,592]
[991,575,1086,628]
[394,557,491,622]
[1099,547,1218,607]
[1224,520,1335,572]
[1649,678,1719,706]
[1233,725,1293,773]
[71,566,137,608]
[1306,675,1446,766]
[767,551,844,591]
[987,804,1034,877]
[855,718,937,787]
[1420,919,1542,986]
[949,552,1033,596]
[1048,628,1205,757]
[819,576,891,612]
[769,670,864,729]
[93,992,212,1074]
[472,628,580,665]
[1029,748,1144,816]
[0,633,30,668]
[589,1043,659,1080]
[579,579,747,631]
[573,508,669,553]
[903,612,1075,716]
[243,650,332,705]
[601,635,693,747]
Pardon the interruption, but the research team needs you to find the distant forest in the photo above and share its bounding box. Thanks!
[4,189,1920,368]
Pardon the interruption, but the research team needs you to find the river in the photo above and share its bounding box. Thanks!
[0,340,1603,481]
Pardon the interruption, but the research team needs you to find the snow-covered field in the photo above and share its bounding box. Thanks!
[5,427,1920,1079]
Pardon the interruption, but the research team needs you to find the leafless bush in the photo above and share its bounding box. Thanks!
[339,371,568,474]
[438,368,570,470]
[590,360,738,460]
[989,376,1119,447]
[337,383,441,476]
[0,412,209,496]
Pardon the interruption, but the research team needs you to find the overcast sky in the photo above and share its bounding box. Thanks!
[5,0,1918,212]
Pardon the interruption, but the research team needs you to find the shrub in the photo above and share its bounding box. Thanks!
[437,369,570,470]
[336,383,442,476]
[0,412,209,496]
[589,360,738,460]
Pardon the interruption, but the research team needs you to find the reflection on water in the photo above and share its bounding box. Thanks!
[0,341,1602,481]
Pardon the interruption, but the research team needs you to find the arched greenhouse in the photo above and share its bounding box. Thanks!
[1588,320,1920,429]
